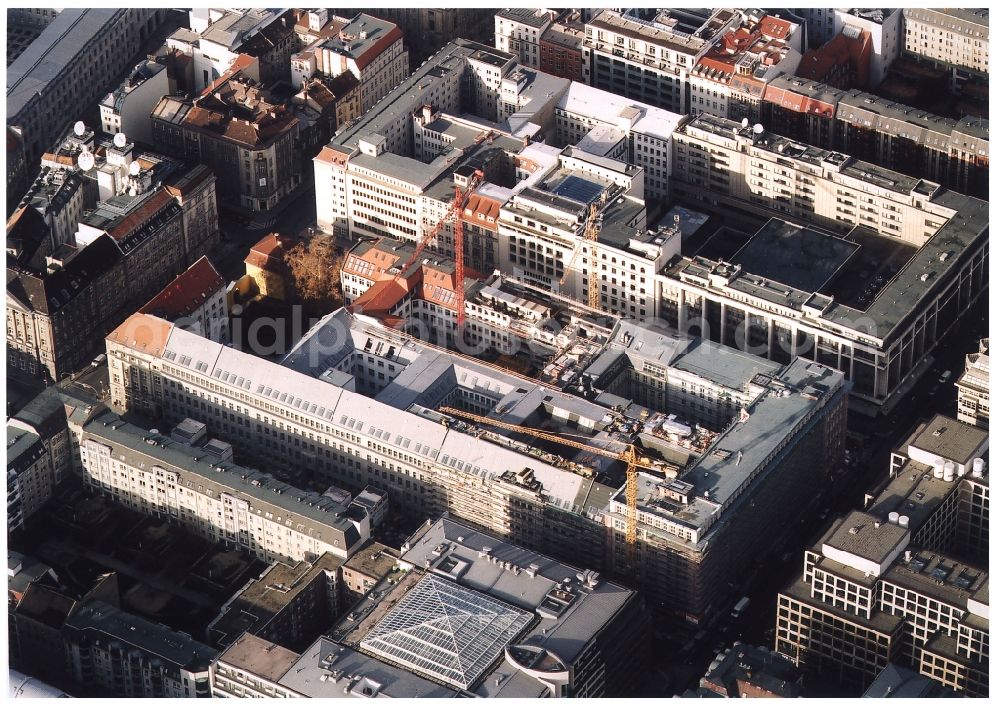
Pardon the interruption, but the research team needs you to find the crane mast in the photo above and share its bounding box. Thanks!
[437,405,642,573]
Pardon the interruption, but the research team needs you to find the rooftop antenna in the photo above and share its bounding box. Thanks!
[113,132,128,148]
[752,123,764,135]
[741,117,749,129]
[73,121,86,137]
[129,160,141,176]
[77,151,95,172]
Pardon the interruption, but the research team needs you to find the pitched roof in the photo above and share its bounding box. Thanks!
[140,256,225,321]
[106,312,174,357]
[106,189,174,241]
[7,234,122,315]
[244,232,288,271]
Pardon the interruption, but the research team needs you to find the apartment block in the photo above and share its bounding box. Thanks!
[775,512,988,696]
[494,8,556,68]
[7,385,106,485]
[170,8,275,93]
[867,415,988,563]
[7,8,168,192]
[553,82,684,200]
[340,541,398,606]
[207,553,342,651]
[835,9,902,87]
[688,14,801,120]
[78,413,371,565]
[63,600,215,698]
[582,9,745,115]
[105,304,846,624]
[956,338,989,429]
[99,60,171,147]
[290,13,407,114]
[139,256,229,343]
[760,74,989,199]
[7,125,220,381]
[151,71,299,213]
[667,114,988,413]
[6,428,53,532]
[540,12,586,82]
[902,8,989,90]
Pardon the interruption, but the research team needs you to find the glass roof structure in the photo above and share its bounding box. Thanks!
[360,574,534,690]
[552,174,604,205]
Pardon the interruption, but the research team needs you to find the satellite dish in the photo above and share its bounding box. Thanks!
[741,117,749,129]
[113,132,128,148]
[74,121,86,137]
[752,123,764,135]
[129,160,141,176]
[77,151,95,172]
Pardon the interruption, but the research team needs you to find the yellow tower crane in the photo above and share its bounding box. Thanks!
[437,405,646,571]
[559,195,606,312]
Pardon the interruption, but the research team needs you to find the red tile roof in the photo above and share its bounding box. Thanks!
[759,16,792,41]
[349,276,408,315]
[796,29,872,89]
[245,233,289,271]
[354,26,403,70]
[461,193,502,229]
[107,312,173,356]
[139,256,225,320]
[106,189,174,241]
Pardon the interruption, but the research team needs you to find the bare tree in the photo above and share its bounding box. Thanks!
[283,235,344,313]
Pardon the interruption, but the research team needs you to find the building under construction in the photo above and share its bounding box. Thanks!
[107,305,847,626]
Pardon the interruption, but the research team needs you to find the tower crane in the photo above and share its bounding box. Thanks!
[437,405,654,572]
[397,169,484,332]
[558,194,606,312]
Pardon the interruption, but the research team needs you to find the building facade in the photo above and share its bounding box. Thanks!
[63,601,215,698]
[99,60,171,147]
[666,114,988,413]
[775,513,988,697]
[78,413,371,565]
[7,8,168,192]
[902,8,989,90]
[105,307,847,625]
[956,339,989,429]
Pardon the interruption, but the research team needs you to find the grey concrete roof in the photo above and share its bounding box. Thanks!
[909,414,988,464]
[7,8,123,121]
[82,412,363,551]
[6,426,45,469]
[866,461,964,535]
[497,8,553,29]
[216,632,300,683]
[823,510,909,564]
[278,636,457,698]
[64,600,215,671]
[883,550,988,611]
[685,358,846,513]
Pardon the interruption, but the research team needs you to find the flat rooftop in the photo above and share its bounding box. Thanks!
[278,636,457,698]
[822,510,909,565]
[731,219,859,294]
[216,632,299,683]
[884,550,988,611]
[909,414,989,464]
[209,554,343,647]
